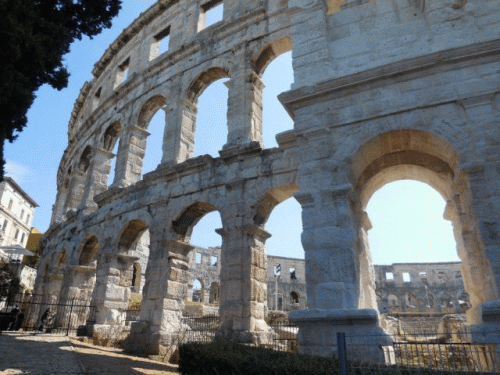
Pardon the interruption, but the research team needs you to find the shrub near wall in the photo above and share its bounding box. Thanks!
[179,340,341,375]
[178,340,477,375]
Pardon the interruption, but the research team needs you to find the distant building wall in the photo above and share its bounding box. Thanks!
[183,246,467,314]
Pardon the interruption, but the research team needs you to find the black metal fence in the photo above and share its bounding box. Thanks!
[343,330,500,374]
[0,293,96,335]
[268,320,299,352]
[181,314,220,344]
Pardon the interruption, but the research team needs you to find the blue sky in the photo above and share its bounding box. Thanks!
[4,1,460,265]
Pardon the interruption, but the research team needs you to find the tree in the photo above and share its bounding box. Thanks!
[0,261,20,299]
[0,0,122,180]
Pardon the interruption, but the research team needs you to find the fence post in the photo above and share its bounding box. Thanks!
[337,332,348,375]
[66,299,75,336]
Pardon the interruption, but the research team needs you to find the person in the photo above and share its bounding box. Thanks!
[38,308,50,332]
[8,305,19,331]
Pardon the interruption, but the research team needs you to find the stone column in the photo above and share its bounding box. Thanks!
[217,224,273,344]
[290,186,390,362]
[161,99,196,165]
[92,253,139,326]
[64,171,87,213]
[358,212,378,310]
[55,265,97,330]
[223,65,265,150]
[79,147,115,213]
[128,239,192,356]
[45,273,64,304]
[112,126,151,188]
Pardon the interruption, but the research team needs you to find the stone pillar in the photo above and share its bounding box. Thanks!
[217,224,273,344]
[224,64,265,150]
[161,99,197,165]
[93,253,139,326]
[79,147,115,213]
[45,273,64,304]
[470,301,500,373]
[56,265,97,329]
[112,126,150,188]
[290,186,390,362]
[64,171,86,212]
[128,239,191,355]
[358,212,378,310]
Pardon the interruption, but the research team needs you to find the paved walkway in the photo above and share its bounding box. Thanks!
[0,333,179,375]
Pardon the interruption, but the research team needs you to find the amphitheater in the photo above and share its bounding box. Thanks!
[34,0,500,359]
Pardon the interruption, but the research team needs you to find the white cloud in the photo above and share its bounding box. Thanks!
[5,160,32,185]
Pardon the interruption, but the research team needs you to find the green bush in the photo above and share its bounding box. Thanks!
[178,340,479,375]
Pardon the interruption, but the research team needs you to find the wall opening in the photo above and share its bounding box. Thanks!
[139,96,167,176]
[198,0,223,32]
[150,27,170,60]
[194,78,229,158]
[261,51,293,148]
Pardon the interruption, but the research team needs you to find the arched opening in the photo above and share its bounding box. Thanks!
[256,39,293,149]
[209,282,220,304]
[79,236,99,266]
[78,146,92,174]
[253,183,303,312]
[138,96,167,176]
[117,220,150,297]
[291,291,299,304]
[191,279,204,302]
[101,122,122,186]
[173,202,222,308]
[352,129,495,323]
[190,68,230,158]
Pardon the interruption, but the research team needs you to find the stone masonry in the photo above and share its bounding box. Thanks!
[34,0,500,360]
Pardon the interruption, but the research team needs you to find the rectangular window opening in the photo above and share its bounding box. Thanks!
[2,220,8,231]
[8,199,13,210]
[290,267,296,280]
[196,252,202,264]
[198,0,223,32]
[20,209,25,220]
[15,228,19,240]
[150,27,170,61]
[20,233,25,244]
[211,255,218,266]
[26,214,30,224]
[403,272,411,283]
[115,58,130,88]
[385,272,394,281]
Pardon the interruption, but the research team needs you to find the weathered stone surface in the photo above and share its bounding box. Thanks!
[33,0,500,359]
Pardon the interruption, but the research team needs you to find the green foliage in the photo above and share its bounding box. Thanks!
[0,0,122,179]
[128,292,142,309]
[178,340,473,375]
[0,260,21,298]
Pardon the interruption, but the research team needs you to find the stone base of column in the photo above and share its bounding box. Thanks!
[470,301,500,373]
[88,324,130,346]
[216,328,275,346]
[126,319,190,358]
[289,308,392,363]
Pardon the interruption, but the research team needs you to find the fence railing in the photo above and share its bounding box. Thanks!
[0,293,96,335]
[343,330,500,374]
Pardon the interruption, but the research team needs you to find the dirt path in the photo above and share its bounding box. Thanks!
[0,333,179,375]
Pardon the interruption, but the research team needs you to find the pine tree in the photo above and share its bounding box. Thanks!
[0,0,122,180]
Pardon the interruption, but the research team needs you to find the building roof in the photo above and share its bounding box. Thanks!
[2,177,39,207]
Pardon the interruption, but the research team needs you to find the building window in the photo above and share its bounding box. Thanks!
[211,255,218,267]
[196,252,202,264]
[26,214,30,224]
[20,232,25,244]
[2,220,8,231]
[8,199,13,210]
[15,228,19,240]
[114,57,130,88]
[403,272,411,283]
[198,0,223,32]
[385,272,394,281]
[150,27,170,61]
[20,209,25,220]
[290,267,296,280]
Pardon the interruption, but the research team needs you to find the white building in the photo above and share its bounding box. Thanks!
[0,177,38,261]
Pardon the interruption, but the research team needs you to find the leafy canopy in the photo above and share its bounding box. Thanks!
[0,0,122,179]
